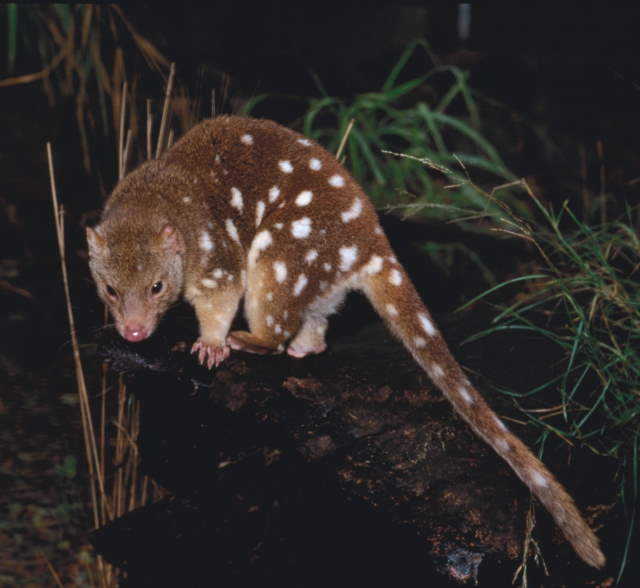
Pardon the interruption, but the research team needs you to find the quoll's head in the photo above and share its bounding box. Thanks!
[86,223,185,342]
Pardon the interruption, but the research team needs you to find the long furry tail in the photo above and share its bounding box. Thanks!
[361,255,605,569]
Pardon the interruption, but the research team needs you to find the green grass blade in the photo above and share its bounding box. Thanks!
[457,274,550,311]
[7,4,18,72]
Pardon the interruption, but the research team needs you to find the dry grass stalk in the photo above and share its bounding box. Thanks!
[48,143,113,585]
[155,62,176,158]
[118,81,128,180]
[336,117,355,161]
[48,141,165,585]
[47,143,110,522]
[146,99,153,161]
[43,554,65,588]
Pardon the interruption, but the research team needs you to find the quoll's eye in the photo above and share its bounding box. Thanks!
[151,281,163,295]
[106,285,117,298]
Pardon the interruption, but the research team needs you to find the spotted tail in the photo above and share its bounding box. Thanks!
[361,258,605,569]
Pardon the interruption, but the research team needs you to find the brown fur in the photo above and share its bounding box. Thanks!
[88,116,605,568]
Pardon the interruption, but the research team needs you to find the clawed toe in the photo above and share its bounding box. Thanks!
[191,340,230,369]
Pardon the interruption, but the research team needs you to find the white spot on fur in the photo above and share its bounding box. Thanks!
[295,190,313,206]
[362,254,383,275]
[494,415,508,431]
[305,249,318,264]
[323,263,332,272]
[339,246,358,271]
[266,315,274,327]
[495,438,510,452]
[230,187,243,212]
[274,324,282,334]
[199,231,214,251]
[274,222,284,230]
[414,337,427,348]
[386,303,398,317]
[297,138,311,146]
[225,218,240,243]
[279,160,293,173]
[255,200,266,227]
[201,278,217,289]
[182,196,192,204]
[309,158,322,170]
[248,230,273,267]
[458,386,474,405]
[241,133,253,145]
[213,268,224,279]
[293,274,308,296]
[329,174,345,187]
[374,227,383,235]
[291,217,312,239]
[418,313,436,336]
[273,261,288,283]
[341,197,362,223]
[269,186,281,203]
[215,154,221,164]
[389,269,403,286]
[431,364,444,377]
[266,292,274,301]
[530,471,549,488]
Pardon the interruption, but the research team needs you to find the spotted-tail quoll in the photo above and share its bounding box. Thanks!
[87,116,605,568]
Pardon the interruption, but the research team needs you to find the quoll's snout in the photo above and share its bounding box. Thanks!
[123,322,149,342]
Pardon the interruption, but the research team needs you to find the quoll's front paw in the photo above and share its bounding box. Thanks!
[191,340,230,369]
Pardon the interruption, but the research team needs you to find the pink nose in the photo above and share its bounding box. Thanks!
[123,323,148,342]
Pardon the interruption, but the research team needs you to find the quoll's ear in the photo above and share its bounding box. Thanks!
[86,226,107,257]
[158,224,184,254]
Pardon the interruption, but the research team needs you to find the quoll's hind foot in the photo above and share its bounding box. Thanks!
[227,330,283,355]
[191,340,230,369]
[286,316,328,358]
[286,341,327,359]
[286,345,326,359]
